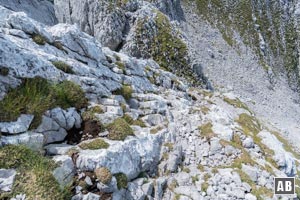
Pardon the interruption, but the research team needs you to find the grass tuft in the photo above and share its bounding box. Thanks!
[0,77,87,129]
[115,173,128,189]
[107,118,134,140]
[79,138,109,150]
[199,122,215,140]
[52,61,75,74]
[32,34,47,45]
[123,114,146,127]
[95,167,112,184]
[112,85,133,101]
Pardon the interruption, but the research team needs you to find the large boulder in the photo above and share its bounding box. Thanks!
[76,135,162,180]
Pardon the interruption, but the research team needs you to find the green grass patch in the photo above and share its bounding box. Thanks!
[32,34,47,45]
[199,122,215,140]
[0,145,71,200]
[150,126,164,134]
[112,85,133,101]
[223,97,251,113]
[79,138,109,150]
[0,77,87,129]
[123,114,146,127]
[52,61,75,74]
[107,118,134,140]
[115,173,128,189]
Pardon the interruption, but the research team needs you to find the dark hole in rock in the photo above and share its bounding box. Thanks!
[81,120,105,141]
[66,125,83,145]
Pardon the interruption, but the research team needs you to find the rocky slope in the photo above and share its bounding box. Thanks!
[0,0,300,200]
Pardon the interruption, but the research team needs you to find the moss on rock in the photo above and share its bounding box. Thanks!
[79,138,109,150]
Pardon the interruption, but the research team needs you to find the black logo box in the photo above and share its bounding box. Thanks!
[274,177,295,195]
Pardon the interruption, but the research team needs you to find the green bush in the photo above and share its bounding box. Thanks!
[52,61,75,74]
[115,173,128,189]
[0,77,87,129]
[0,145,70,200]
[107,118,134,140]
[79,138,109,150]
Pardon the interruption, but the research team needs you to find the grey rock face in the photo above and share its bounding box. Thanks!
[54,0,126,50]
[0,114,33,134]
[1,132,44,151]
[258,130,297,176]
[0,169,16,192]
[0,0,57,25]
[52,155,75,187]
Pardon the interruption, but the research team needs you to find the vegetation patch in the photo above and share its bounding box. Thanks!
[150,126,164,134]
[235,113,275,162]
[79,138,109,150]
[0,145,70,200]
[95,167,112,184]
[115,173,128,189]
[107,118,134,140]
[32,34,47,45]
[0,67,9,76]
[0,77,87,128]
[82,106,104,121]
[223,97,251,113]
[112,85,133,101]
[134,10,196,83]
[123,114,146,127]
[199,122,215,140]
[52,61,75,74]
[115,61,125,72]
[236,169,273,200]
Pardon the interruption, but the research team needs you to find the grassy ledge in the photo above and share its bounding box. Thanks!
[0,77,87,129]
[106,118,134,140]
[0,145,71,200]
[79,138,109,150]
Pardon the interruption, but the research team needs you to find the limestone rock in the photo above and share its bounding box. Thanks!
[0,114,34,134]
[0,169,16,192]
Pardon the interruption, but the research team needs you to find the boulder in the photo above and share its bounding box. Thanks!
[76,135,162,180]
